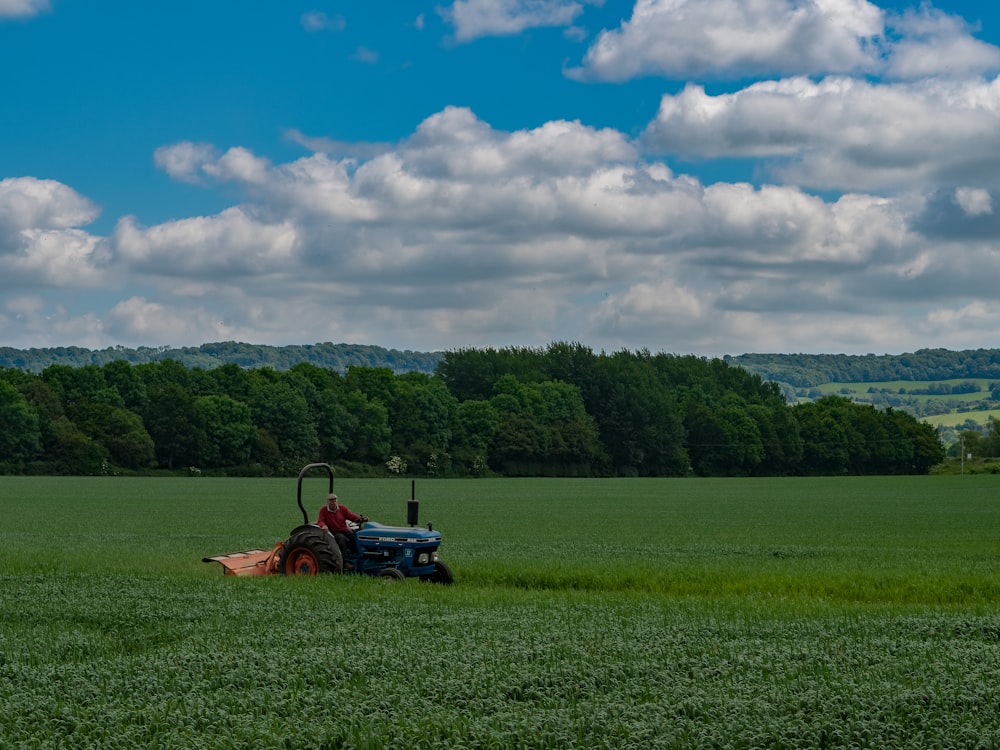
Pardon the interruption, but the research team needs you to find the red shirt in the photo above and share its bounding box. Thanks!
[317,503,362,534]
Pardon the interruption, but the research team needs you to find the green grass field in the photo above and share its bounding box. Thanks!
[2,476,999,748]
[923,408,1000,428]
[813,378,996,401]
[807,378,1000,430]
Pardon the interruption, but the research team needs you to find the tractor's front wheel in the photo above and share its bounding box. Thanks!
[277,525,343,575]
[420,561,454,585]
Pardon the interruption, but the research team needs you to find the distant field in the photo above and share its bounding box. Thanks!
[923,408,1000,427]
[809,379,1000,432]
[2,475,999,748]
[814,378,995,403]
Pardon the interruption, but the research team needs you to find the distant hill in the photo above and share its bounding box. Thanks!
[0,341,444,374]
[7,343,1000,386]
[725,348,1000,388]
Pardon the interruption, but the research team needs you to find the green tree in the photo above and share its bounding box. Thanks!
[103,360,148,412]
[143,382,203,469]
[747,403,802,475]
[46,416,107,474]
[345,367,398,412]
[685,395,765,476]
[888,409,945,473]
[392,373,457,475]
[594,353,687,476]
[73,402,155,469]
[342,390,391,464]
[40,364,109,416]
[247,372,319,464]
[793,397,853,474]
[0,381,41,468]
[486,375,604,475]
[285,363,353,461]
[450,399,500,474]
[195,395,256,467]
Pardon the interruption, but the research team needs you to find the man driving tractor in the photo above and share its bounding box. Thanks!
[316,492,368,563]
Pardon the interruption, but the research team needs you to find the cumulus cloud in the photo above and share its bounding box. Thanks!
[570,0,886,81]
[0,177,100,236]
[643,76,1000,192]
[284,128,392,160]
[568,0,1000,83]
[12,229,109,288]
[0,297,107,349]
[153,142,219,184]
[955,187,993,217]
[402,106,637,177]
[103,107,950,354]
[103,296,260,344]
[0,178,107,291]
[111,208,297,276]
[442,0,584,42]
[0,0,49,19]
[12,2,1000,355]
[9,102,1000,354]
[204,147,271,185]
[154,142,271,185]
[885,6,1000,79]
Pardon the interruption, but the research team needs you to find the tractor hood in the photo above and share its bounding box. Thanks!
[356,521,440,544]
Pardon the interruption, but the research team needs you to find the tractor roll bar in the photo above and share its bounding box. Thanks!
[296,462,335,526]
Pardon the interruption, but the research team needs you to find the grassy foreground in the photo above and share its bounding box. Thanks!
[1,475,999,748]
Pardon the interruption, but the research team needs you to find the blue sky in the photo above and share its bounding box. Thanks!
[3,0,1000,356]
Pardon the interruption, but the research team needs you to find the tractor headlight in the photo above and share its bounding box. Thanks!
[416,552,431,566]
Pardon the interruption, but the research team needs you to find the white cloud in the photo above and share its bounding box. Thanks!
[8,102,1000,354]
[442,0,583,42]
[110,108,928,355]
[403,106,636,178]
[103,296,254,344]
[153,142,219,184]
[11,229,109,288]
[0,177,99,236]
[203,147,271,185]
[0,178,106,291]
[643,76,1000,192]
[111,208,297,276]
[0,297,107,349]
[154,143,270,185]
[955,187,993,217]
[0,0,49,19]
[885,6,1000,79]
[284,128,392,160]
[570,0,885,81]
[569,0,1000,83]
[300,11,346,32]
[351,46,380,64]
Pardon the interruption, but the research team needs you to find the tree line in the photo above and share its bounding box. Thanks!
[0,343,944,477]
[0,341,443,374]
[727,348,1000,388]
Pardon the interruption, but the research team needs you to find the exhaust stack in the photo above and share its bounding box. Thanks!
[407,479,419,526]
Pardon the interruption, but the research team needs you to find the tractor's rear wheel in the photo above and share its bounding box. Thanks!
[420,561,454,585]
[277,525,343,575]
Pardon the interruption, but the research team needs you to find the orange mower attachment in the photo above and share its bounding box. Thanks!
[202,542,282,576]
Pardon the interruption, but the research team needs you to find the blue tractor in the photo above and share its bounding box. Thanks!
[203,462,453,583]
